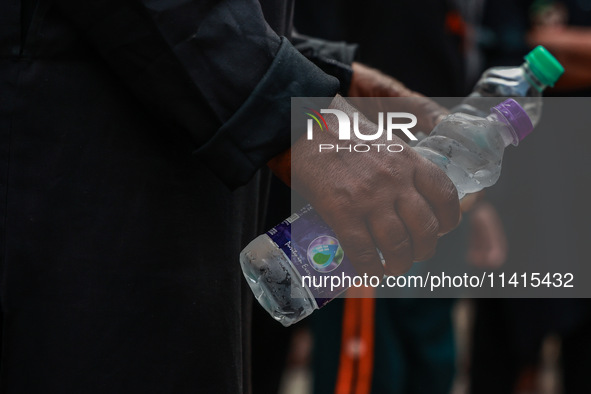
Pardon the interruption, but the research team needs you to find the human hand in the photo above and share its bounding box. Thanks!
[527,26,591,90]
[527,26,570,55]
[466,201,507,269]
[459,191,484,213]
[347,62,449,133]
[288,95,461,277]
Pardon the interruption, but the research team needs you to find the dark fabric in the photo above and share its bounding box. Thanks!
[0,0,340,392]
[480,0,531,68]
[295,0,467,96]
[251,177,294,394]
[470,299,591,394]
[251,300,295,394]
[195,36,339,186]
[291,32,357,94]
[27,0,341,189]
[259,0,294,40]
[561,301,591,394]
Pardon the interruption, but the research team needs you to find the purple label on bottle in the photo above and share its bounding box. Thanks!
[266,205,358,308]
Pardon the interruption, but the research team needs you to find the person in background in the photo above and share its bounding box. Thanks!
[527,0,591,92]
[470,1,591,393]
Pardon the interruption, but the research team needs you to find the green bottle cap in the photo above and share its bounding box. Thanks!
[524,45,565,87]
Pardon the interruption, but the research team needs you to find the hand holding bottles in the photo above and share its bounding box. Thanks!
[243,98,535,326]
[290,95,461,277]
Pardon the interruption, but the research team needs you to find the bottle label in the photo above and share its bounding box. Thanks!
[267,205,359,308]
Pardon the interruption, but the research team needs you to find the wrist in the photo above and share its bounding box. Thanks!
[349,62,417,98]
[267,149,291,187]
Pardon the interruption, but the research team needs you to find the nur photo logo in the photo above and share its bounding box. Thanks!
[304,107,418,152]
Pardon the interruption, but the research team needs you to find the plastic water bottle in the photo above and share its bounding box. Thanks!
[453,45,563,126]
[241,99,533,326]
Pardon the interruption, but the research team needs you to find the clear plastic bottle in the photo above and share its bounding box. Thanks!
[453,45,564,126]
[241,99,533,326]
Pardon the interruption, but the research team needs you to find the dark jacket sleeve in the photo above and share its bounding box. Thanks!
[291,32,358,94]
[54,0,340,188]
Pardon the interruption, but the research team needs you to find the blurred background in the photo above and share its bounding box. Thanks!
[252,1,591,393]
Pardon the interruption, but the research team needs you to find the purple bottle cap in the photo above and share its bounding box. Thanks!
[491,99,534,143]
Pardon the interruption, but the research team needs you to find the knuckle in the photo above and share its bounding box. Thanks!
[440,179,459,206]
[413,219,440,261]
[318,196,359,225]
[420,216,440,238]
[352,249,378,267]
[386,153,416,178]
[437,181,461,229]
[383,162,404,180]
[381,236,412,273]
[389,237,412,255]
[423,161,456,201]
[331,187,356,207]
[398,146,418,163]
[338,180,374,205]
[351,250,383,277]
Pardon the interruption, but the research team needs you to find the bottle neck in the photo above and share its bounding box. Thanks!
[486,112,519,147]
[522,62,547,93]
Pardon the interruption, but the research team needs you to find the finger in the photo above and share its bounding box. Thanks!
[413,98,450,131]
[460,193,479,213]
[393,96,449,132]
[466,237,488,267]
[467,203,508,268]
[330,216,384,278]
[487,245,507,268]
[396,193,440,262]
[413,159,461,235]
[367,211,413,276]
